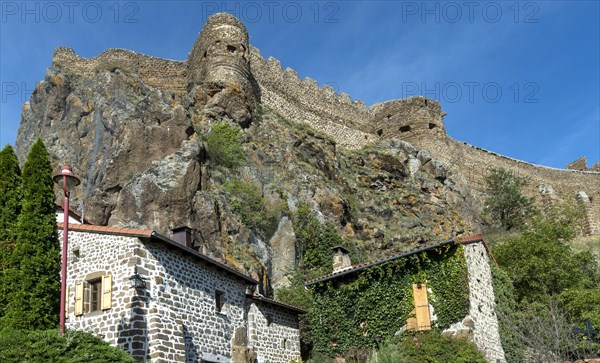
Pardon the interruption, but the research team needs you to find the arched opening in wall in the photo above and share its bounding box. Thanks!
[400,125,411,133]
[377,129,383,137]
[227,45,236,53]
[283,338,287,349]
[428,123,437,130]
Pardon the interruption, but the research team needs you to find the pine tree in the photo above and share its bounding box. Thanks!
[1,139,60,329]
[0,145,22,318]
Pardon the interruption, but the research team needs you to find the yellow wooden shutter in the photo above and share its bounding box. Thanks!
[101,275,112,310]
[75,282,84,316]
[65,286,69,318]
[413,283,431,331]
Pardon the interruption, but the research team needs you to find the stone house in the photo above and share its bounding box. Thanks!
[58,222,303,363]
[304,234,506,363]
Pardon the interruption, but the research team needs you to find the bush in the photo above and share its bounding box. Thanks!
[0,329,135,362]
[202,122,245,168]
[224,179,282,239]
[380,330,487,363]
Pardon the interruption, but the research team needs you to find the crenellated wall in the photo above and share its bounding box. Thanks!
[52,47,188,94]
[409,135,600,235]
[248,46,378,149]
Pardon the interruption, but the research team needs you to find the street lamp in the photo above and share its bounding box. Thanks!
[53,165,80,334]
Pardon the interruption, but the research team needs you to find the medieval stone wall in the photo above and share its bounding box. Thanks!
[409,136,600,235]
[52,47,188,95]
[248,301,301,363]
[461,241,507,363]
[248,47,378,149]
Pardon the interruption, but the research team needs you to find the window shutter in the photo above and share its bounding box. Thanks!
[75,282,84,316]
[65,286,69,318]
[412,283,431,331]
[101,275,112,310]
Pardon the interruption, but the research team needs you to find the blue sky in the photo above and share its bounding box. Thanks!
[1,1,598,169]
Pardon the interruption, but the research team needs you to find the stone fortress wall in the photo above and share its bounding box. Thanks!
[52,47,188,95]
[51,12,600,236]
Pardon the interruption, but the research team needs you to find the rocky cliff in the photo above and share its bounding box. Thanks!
[15,13,597,291]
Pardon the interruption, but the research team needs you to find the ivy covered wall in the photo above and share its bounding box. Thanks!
[307,244,470,357]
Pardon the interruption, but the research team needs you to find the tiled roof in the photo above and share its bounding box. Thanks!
[57,223,258,284]
[57,222,153,237]
[304,234,487,287]
[250,293,306,314]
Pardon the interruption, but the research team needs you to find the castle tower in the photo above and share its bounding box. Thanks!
[187,13,255,102]
[370,96,447,144]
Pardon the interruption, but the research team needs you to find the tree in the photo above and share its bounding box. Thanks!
[483,167,536,230]
[1,139,60,330]
[0,145,22,318]
[494,204,600,303]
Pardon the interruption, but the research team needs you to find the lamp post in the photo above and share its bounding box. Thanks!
[53,165,80,334]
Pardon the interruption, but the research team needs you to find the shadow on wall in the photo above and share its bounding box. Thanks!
[117,288,150,361]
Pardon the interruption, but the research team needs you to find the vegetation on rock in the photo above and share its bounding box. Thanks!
[202,121,246,168]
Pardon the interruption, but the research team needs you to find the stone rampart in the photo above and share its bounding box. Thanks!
[52,47,188,94]
[411,135,600,235]
[249,47,378,149]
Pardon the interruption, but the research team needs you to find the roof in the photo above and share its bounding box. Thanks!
[304,234,488,287]
[249,293,306,314]
[57,223,258,284]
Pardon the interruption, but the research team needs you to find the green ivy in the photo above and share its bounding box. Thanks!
[307,244,469,357]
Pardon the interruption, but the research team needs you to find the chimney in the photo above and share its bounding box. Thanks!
[332,246,352,272]
[172,226,192,248]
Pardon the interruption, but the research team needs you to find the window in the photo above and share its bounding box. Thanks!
[89,279,101,312]
[215,290,225,313]
[266,314,273,327]
[74,274,112,316]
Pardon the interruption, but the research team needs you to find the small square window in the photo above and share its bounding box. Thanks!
[215,290,225,313]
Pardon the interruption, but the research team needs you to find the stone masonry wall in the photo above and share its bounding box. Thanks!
[140,239,251,362]
[248,301,301,363]
[63,229,275,362]
[462,241,506,363]
[52,48,188,95]
[411,136,600,235]
[63,231,150,360]
[249,47,378,149]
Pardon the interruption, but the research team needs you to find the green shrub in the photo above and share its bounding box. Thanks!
[0,329,135,362]
[203,122,245,168]
[224,179,282,238]
[380,330,487,363]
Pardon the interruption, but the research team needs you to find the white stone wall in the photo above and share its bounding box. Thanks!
[462,242,507,363]
[63,231,146,358]
[248,301,301,363]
